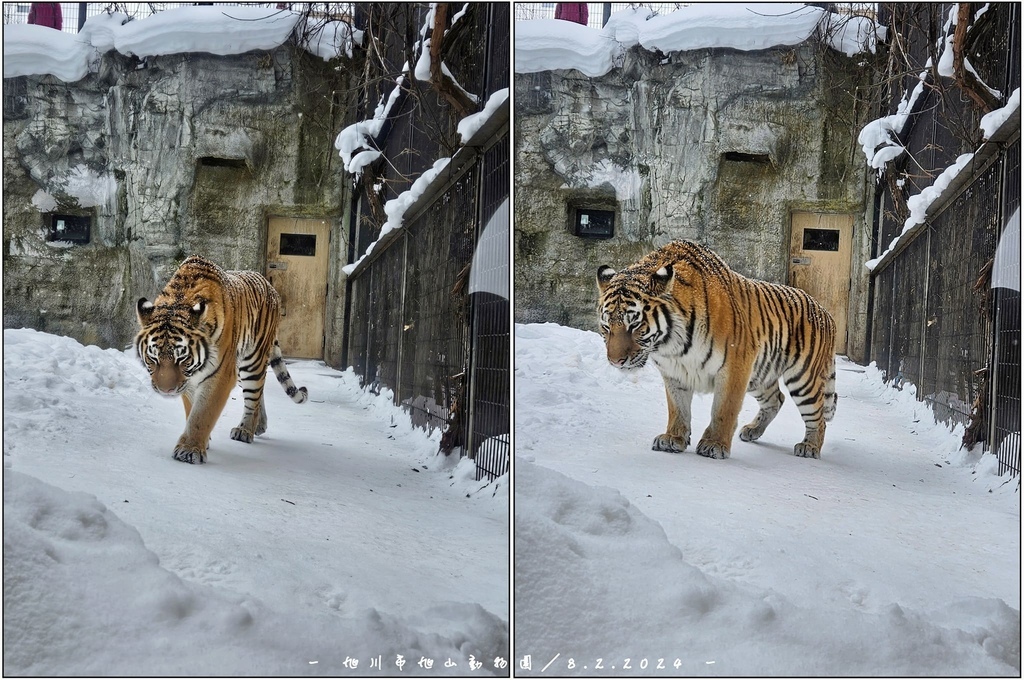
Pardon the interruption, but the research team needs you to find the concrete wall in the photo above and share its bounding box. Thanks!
[3,45,358,361]
[514,43,875,361]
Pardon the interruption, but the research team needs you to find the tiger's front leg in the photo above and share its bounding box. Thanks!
[653,374,693,453]
[173,366,235,464]
[697,360,754,460]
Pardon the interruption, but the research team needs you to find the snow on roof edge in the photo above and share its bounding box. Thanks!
[514,5,884,78]
[3,6,358,82]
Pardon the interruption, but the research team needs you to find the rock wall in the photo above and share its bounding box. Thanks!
[3,44,357,357]
[514,43,875,361]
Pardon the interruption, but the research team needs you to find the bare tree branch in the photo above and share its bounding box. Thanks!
[951,2,998,113]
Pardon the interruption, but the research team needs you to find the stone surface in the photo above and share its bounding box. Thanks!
[514,43,875,361]
[3,45,357,356]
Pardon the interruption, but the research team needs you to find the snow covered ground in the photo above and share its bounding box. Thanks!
[514,323,1020,676]
[3,328,508,675]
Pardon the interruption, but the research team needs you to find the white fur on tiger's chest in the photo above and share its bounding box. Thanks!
[651,329,723,394]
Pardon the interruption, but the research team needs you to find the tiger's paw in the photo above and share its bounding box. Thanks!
[652,433,690,453]
[696,438,730,459]
[173,443,207,465]
[230,427,255,444]
[739,424,766,442]
[794,442,821,459]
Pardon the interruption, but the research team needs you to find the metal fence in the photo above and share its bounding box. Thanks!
[869,3,1020,477]
[344,3,509,482]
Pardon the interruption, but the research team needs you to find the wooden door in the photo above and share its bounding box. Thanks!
[789,212,853,354]
[266,217,330,359]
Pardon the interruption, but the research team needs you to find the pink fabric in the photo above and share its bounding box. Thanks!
[28,3,62,30]
[554,3,589,26]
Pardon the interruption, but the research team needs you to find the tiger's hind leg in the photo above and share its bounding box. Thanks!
[823,357,837,423]
[255,399,268,436]
[785,372,827,459]
[231,351,271,444]
[739,381,785,443]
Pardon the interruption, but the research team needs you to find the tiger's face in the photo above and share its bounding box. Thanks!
[135,298,209,396]
[596,264,676,371]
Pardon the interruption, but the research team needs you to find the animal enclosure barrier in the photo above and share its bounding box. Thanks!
[344,133,510,482]
[868,4,1020,477]
[343,4,510,483]
[869,139,1020,478]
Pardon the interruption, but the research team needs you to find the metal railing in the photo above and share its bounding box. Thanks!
[344,3,509,482]
[869,3,1020,477]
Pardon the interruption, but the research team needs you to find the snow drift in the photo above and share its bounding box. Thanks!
[3,328,508,675]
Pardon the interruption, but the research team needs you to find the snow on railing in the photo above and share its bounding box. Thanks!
[342,86,510,278]
[864,89,1020,273]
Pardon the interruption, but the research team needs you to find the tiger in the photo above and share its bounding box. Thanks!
[135,255,308,464]
[596,239,837,460]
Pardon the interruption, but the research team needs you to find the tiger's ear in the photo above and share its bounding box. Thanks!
[650,265,675,295]
[137,298,154,325]
[597,265,616,292]
[190,300,205,320]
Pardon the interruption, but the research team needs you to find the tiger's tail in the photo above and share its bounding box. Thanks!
[269,340,308,404]
[823,354,837,422]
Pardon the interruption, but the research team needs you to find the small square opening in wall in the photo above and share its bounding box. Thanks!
[280,233,317,256]
[574,208,615,239]
[48,214,90,244]
[802,228,840,251]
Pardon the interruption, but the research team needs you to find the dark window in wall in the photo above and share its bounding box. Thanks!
[803,228,840,251]
[198,156,248,170]
[48,214,90,244]
[722,151,772,165]
[574,207,615,239]
[280,233,317,256]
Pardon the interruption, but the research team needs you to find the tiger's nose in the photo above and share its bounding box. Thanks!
[154,363,180,393]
